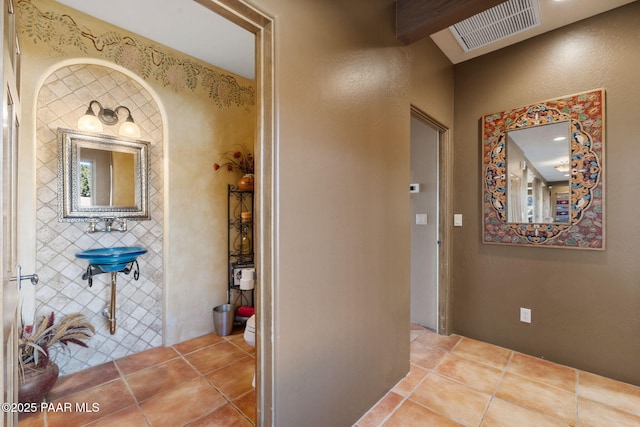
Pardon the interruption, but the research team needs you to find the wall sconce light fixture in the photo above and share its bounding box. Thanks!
[78,100,141,138]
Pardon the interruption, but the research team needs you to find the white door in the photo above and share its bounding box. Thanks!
[1,0,21,424]
[410,114,439,330]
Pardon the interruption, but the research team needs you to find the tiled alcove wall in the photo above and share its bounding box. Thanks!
[35,64,163,375]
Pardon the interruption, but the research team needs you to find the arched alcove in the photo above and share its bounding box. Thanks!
[34,62,164,374]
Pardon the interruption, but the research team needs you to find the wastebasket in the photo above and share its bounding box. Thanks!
[213,304,236,336]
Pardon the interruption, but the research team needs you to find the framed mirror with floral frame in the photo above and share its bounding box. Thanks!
[482,89,605,250]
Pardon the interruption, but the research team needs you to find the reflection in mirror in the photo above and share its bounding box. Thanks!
[506,121,570,224]
[58,128,150,221]
[79,147,136,207]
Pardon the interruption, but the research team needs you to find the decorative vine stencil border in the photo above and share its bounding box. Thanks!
[17,0,255,108]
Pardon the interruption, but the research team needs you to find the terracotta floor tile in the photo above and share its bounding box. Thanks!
[140,377,227,427]
[232,389,256,425]
[409,341,447,370]
[114,346,180,376]
[579,371,640,416]
[410,324,431,342]
[225,332,256,354]
[185,403,253,426]
[451,337,512,370]
[496,372,576,425]
[384,399,463,427]
[578,397,640,427]
[125,357,200,402]
[17,409,45,426]
[435,353,504,394]
[185,341,247,375]
[173,332,225,355]
[355,391,404,427]
[206,356,255,400]
[392,364,429,396]
[83,405,148,426]
[482,398,568,427]
[410,329,427,342]
[410,373,491,426]
[46,379,136,427]
[414,330,461,352]
[48,361,120,401]
[508,353,577,393]
[36,322,640,427]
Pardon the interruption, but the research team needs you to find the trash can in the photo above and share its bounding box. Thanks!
[213,304,236,336]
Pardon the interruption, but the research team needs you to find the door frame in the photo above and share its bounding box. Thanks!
[411,106,452,336]
[194,0,275,424]
[2,0,21,424]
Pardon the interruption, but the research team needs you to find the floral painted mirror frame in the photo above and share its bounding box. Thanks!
[482,89,605,250]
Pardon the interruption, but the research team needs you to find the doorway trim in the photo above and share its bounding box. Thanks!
[194,0,275,424]
[410,106,452,336]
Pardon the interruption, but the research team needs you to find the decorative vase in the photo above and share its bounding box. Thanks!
[18,362,59,404]
[240,224,252,254]
[237,174,254,191]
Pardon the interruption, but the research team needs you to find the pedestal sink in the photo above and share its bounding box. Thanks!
[76,246,147,334]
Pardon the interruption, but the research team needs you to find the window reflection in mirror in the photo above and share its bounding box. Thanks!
[506,121,570,224]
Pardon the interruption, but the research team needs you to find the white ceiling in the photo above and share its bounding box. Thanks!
[55,0,256,80]
[431,0,636,64]
[55,0,635,80]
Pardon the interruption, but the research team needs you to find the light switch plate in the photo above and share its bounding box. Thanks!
[416,214,428,225]
[453,214,463,227]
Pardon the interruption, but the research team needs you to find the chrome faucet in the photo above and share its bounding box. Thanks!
[112,217,127,231]
[87,217,127,233]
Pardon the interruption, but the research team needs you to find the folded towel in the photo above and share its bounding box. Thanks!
[237,306,255,317]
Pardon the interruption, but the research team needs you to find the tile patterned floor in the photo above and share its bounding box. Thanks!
[354,324,640,427]
[18,327,255,426]
[19,323,640,426]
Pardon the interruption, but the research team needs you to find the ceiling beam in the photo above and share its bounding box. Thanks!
[396,0,506,45]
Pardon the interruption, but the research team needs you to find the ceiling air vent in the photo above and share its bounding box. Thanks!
[450,0,541,52]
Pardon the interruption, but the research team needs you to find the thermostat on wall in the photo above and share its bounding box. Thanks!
[409,183,421,193]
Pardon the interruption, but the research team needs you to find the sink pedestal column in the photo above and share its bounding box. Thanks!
[108,272,117,334]
[76,247,146,335]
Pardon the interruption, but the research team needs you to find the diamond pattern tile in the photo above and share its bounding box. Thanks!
[35,64,164,376]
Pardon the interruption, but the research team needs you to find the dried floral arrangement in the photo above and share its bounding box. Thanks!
[19,312,95,373]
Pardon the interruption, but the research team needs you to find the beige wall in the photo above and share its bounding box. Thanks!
[453,2,640,386]
[251,0,454,424]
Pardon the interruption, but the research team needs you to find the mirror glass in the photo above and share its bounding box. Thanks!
[506,121,570,224]
[481,89,605,249]
[78,146,136,208]
[58,128,150,221]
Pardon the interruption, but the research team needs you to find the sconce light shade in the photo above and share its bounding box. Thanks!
[78,100,141,138]
[119,118,141,138]
[78,105,104,132]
